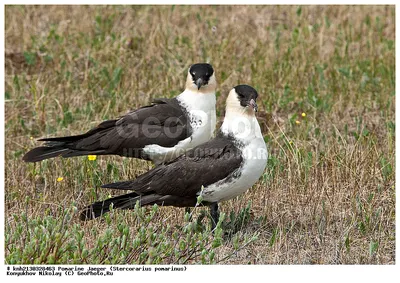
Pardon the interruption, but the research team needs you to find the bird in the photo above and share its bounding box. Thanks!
[23,63,217,164]
[80,85,268,228]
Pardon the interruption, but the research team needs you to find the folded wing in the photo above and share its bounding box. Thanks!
[81,133,243,220]
[23,98,190,162]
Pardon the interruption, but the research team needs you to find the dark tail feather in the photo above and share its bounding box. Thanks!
[23,146,70,163]
[39,119,117,143]
[39,135,85,143]
[80,192,139,220]
[80,192,160,221]
[101,181,137,190]
[24,119,118,163]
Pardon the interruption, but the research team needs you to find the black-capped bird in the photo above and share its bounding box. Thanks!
[81,85,268,228]
[23,63,217,164]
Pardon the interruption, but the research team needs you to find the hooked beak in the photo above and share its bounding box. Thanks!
[249,99,258,112]
[196,78,204,90]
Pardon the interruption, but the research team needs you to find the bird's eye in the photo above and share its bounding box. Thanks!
[192,72,196,76]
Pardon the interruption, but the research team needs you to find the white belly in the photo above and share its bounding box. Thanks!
[202,138,268,202]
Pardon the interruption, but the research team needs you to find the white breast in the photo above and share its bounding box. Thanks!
[202,137,268,202]
[178,89,217,148]
[143,90,216,164]
[202,115,268,202]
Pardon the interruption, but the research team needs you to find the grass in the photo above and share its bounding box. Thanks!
[4,5,395,264]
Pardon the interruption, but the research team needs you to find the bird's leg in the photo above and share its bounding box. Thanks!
[210,202,220,230]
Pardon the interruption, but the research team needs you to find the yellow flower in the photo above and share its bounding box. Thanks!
[301,112,306,117]
[30,136,33,140]
[57,177,64,182]
[295,120,301,125]
[88,155,97,161]
[289,141,293,145]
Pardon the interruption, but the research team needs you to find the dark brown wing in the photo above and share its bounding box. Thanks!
[23,98,191,162]
[80,132,243,220]
[102,132,243,198]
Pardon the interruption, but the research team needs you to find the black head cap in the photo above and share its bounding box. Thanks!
[234,85,259,112]
[189,63,214,90]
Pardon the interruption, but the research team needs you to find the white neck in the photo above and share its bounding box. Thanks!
[221,111,262,141]
[177,89,216,111]
[220,90,263,143]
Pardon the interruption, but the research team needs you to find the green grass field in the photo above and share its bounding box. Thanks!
[5,5,395,264]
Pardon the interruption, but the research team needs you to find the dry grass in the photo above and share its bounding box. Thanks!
[4,5,395,264]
